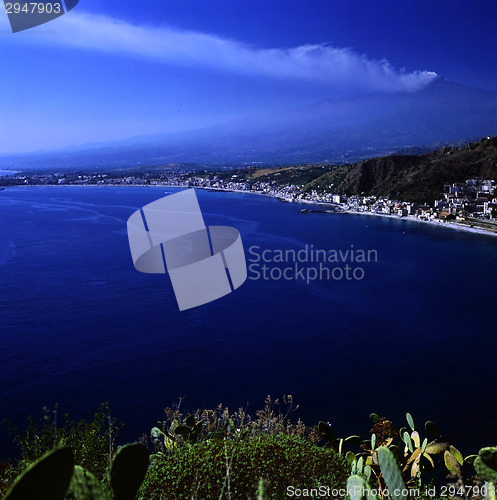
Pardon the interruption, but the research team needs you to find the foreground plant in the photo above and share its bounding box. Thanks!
[323,411,467,492]
[4,403,123,481]
[141,434,348,499]
[317,420,362,455]
[473,447,497,500]
[150,394,318,454]
[399,413,464,483]
[1,443,149,500]
[2,448,74,500]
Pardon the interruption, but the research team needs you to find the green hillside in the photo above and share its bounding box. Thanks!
[304,136,497,202]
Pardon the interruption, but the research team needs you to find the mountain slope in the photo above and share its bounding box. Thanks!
[1,77,497,170]
[305,136,497,202]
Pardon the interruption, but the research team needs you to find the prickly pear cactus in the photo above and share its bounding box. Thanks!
[377,446,407,500]
[3,447,74,500]
[318,421,336,448]
[110,443,149,500]
[424,421,440,440]
[347,475,367,500]
[68,465,110,500]
[474,447,497,483]
[347,475,380,500]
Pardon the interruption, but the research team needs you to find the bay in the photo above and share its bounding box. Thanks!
[0,186,496,454]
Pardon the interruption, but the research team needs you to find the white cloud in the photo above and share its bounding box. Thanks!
[6,11,437,92]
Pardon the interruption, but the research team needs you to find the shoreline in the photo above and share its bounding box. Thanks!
[2,183,497,238]
[343,209,497,237]
[194,186,497,238]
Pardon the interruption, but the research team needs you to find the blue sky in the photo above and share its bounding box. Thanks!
[0,0,496,153]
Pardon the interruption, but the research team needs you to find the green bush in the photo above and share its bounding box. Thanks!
[141,434,348,499]
[4,404,123,481]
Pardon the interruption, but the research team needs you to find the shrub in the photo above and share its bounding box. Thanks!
[4,403,123,481]
[153,395,320,448]
[141,434,348,499]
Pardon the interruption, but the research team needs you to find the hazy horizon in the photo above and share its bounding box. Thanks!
[1,0,496,154]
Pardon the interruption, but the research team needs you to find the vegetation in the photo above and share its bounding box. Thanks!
[141,395,346,498]
[142,434,347,499]
[2,444,148,500]
[304,136,497,203]
[1,403,122,495]
[1,398,497,499]
[215,164,335,187]
[3,448,74,500]
[201,136,497,203]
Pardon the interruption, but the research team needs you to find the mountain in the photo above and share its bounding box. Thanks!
[304,136,497,203]
[1,77,497,171]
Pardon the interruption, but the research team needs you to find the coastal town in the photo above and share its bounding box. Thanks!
[1,169,496,234]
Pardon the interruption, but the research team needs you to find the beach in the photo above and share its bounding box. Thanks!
[196,185,497,238]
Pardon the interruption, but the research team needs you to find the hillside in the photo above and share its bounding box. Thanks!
[304,136,497,202]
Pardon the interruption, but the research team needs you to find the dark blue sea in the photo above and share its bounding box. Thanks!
[1,186,496,455]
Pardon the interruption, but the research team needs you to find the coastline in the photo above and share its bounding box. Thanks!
[194,185,497,238]
[2,183,497,238]
[344,209,497,238]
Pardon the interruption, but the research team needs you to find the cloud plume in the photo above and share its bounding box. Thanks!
[8,11,438,92]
